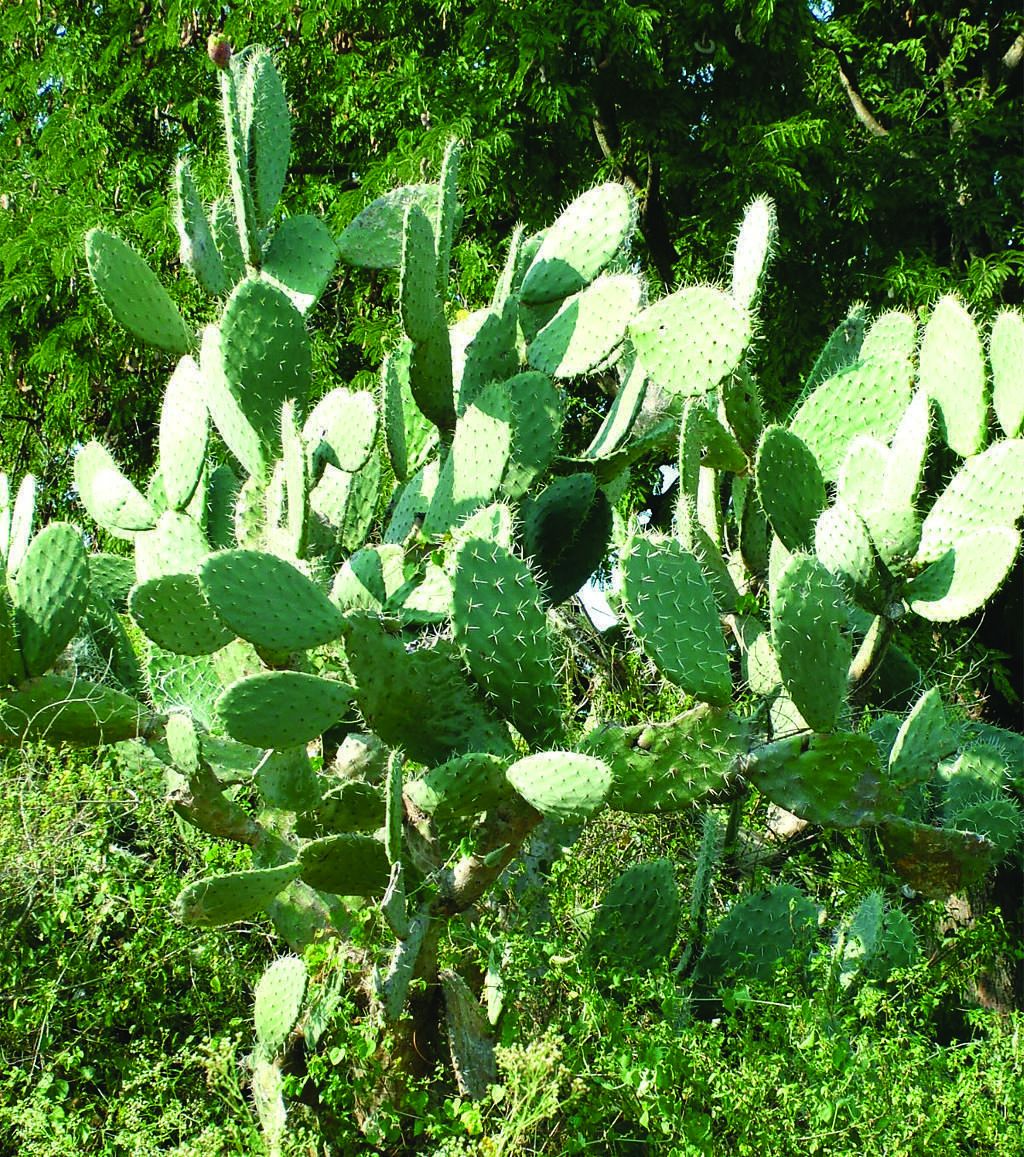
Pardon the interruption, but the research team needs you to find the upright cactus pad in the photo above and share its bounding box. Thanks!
[629,286,750,399]
[255,956,307,1054]
[11,523,89,677]
[770,553,850,733]
[451,537,563,746]
[586,859,680,977]
[917,295,987,457]
[619,536,732,707]
[519,183,633,304]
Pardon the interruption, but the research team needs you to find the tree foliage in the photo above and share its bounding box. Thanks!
[1,0,1020,496]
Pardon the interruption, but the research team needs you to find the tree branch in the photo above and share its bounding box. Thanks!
[836,54,889,138]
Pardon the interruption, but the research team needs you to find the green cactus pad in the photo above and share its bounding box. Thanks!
[74,441,157,538]
[719,367,764,459]
[216,671,354,748]
[521,474,612,607]
[261,215,338,314]
[85,228,193,355]
[237,46,291,227]
[255,956,307,1053]
[945,798,1022,859]
[586,859,680,976]
[450,537,564,746]
[0,674,155,746]
[691,884,818,989]
[423,380,512,536]
[12,522,89,677]
[770,553,850,733]
[584,356,647,459]
[165,711,200,777]
[450,303,519,415]
[879,817,996,899]
[330,544,406,613]
[731,614,781,697]
[506,751,611,820]
[303,388,378,476]
[173,156,229,296]
[915,439,1024,564]
[619,535,732,707]
[255,746,321,811]
[298,834,391,896]
[209,196,246,286]
[814,502,888,614]
[800,305,868,402]
[200,550,345,653]
[788,354,914,484]
[888,687,957,789]
[337,183,439,269]
[526,274,641,379]
[859,310,917,364]
[755,425,827,554]
[906,527,1020,622]
[400,203,455,433]
[519,183,633,304]
[317,781,386,834]
[989,309,1024,438]
[309,455,381,556]
[176,863,302,927]
[433,138,462,294]
[218,278,312,451]
[343,614,512,763]
[200,324,265,477]
[629,286,750,398]
[5,472,36,575]
[384,751,404,865]
[129,573,235,655]
[384,459,439,544]
[158,356,208,512]
[918,295,986,457]
[730,195,777,313]
[500,372,565,499]
[135,510,211,584]
[585,704,748,813]
[280,399,308,558]
[741,732,889,828]
[383,339,439,483]
[405,752,510,819]
[0,587,26,688]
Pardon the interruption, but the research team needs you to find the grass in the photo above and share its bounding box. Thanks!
[2,745,1022,1156]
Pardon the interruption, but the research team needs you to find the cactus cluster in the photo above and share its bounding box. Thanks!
[5,43,1021,1138]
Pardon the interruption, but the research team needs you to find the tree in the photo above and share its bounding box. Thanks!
[2,1,1021,488]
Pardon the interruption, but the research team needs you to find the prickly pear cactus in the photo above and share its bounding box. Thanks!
[7,38,1015,1144]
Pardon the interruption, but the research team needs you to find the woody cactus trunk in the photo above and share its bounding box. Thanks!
[1,42,1022,1145]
